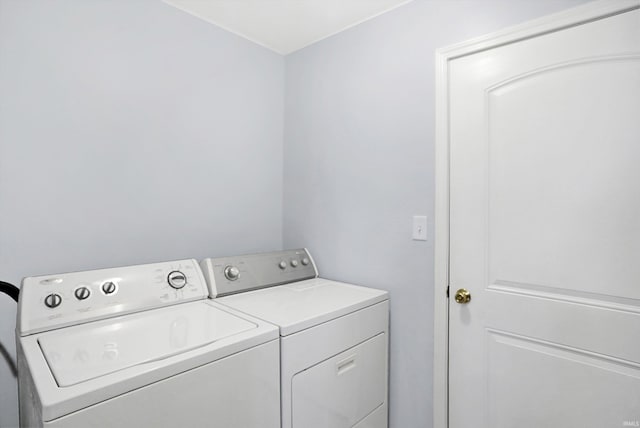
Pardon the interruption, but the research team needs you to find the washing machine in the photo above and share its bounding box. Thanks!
[16,259,280,427]
[200,249,389,428]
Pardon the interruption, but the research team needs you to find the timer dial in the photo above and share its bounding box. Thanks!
[167,271,187,289]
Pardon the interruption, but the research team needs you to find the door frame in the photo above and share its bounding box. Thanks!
[432,1,640,426]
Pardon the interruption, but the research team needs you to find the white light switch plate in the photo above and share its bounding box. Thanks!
[413,215,427,241]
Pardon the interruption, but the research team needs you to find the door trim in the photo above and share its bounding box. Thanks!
[432,1,640,427]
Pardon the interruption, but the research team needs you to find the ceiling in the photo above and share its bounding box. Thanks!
[163,0,414,55]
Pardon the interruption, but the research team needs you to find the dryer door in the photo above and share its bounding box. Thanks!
[291,333,387,428]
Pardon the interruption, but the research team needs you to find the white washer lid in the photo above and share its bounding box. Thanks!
[217,278,388,336]
[38,300,257,387]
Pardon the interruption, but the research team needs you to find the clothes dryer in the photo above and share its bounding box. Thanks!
[17,259,280,427]
[201,249,389,428]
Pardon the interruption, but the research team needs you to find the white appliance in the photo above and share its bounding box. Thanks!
[16,259,280,427]
[201,249,389,428]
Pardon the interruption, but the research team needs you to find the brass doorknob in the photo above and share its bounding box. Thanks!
[454,288,471,304]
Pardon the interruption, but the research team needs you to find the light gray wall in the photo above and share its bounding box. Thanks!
[283,1,589,427]
[0,1,283,426]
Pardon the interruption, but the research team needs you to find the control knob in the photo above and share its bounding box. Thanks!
[74,286,91,300]
[290,259,299,267]
[102,281,117,295]
[167,271,187,289]
[44,293,62,309]
[278,261,287,270]
[224,266,240,281]
[301,257,310,266]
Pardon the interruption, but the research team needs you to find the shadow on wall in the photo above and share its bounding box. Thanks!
[0,343,17,378]
[0,282,20,379]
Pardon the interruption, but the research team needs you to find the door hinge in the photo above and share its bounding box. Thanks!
[446,285,450,298]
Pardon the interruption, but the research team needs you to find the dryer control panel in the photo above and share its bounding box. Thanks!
[201,248,318,298]
[18,259,207,336]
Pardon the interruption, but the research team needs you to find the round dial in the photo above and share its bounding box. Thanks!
[74,286,91,300]
[167,271,187,289]
[290,259,299,267]
[278,261,287,270]
[224,266,240,281]
[44,293,62,308]
[102,281,117,295]
[301,257,310,266]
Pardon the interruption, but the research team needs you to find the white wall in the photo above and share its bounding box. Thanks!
[0,1,283,426]
[283,1,589,427]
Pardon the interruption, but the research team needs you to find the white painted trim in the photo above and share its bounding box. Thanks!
[437,0,639,61]
[433,45,450,428]
[161,0,284,54]
[432,1,640,427]
[285,0,416,55]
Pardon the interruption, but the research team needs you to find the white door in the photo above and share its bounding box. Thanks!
[447,4,640,428]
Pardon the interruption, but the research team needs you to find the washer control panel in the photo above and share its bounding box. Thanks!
[201,248,318,298]
[18,259,207,336]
